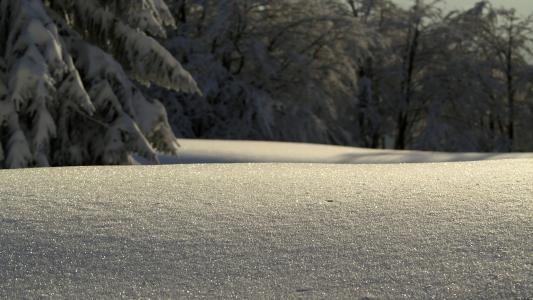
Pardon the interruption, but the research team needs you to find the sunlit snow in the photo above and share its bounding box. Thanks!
[136,139,533,164]
[2,140,532,298]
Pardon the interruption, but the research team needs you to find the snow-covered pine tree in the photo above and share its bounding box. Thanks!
[0,0,199,168]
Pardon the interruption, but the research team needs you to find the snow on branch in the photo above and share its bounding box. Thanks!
[64,0,200,94]
[73,41,178,157]
[0,0,194,167]
[101,0,176,38]
[0,0,96,167]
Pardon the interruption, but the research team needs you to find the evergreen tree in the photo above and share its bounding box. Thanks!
[0,0,199,168]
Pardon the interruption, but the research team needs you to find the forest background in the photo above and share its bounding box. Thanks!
[159,0,533,152]
[1,0,532,168]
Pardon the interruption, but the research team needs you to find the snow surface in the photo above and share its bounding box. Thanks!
[145,139,533,164]
[1,156,532,298]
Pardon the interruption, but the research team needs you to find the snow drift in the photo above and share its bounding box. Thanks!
[1,152,532,298]
[137,139,533,164]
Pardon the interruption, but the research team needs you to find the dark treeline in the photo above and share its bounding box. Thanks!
[159,0,533,151]
[1,0,532,168]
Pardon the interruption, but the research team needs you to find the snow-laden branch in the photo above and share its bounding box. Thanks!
[61,0,200,94]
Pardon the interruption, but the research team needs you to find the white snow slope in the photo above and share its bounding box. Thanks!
[153,139,533,164]
[1,141,533,298]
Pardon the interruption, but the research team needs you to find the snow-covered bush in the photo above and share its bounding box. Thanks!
[0,0,198,168]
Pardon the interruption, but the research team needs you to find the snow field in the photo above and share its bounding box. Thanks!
[149,139,533,164]
[1,157,532,298]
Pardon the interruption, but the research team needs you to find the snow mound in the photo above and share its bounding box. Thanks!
[1,160,532,298]
[142,139,533,164]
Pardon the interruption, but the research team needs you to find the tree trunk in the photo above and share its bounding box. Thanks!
[395,114,408,149]
[506,29,515,151]
[395,6,420,150]
[177,0,187,23]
